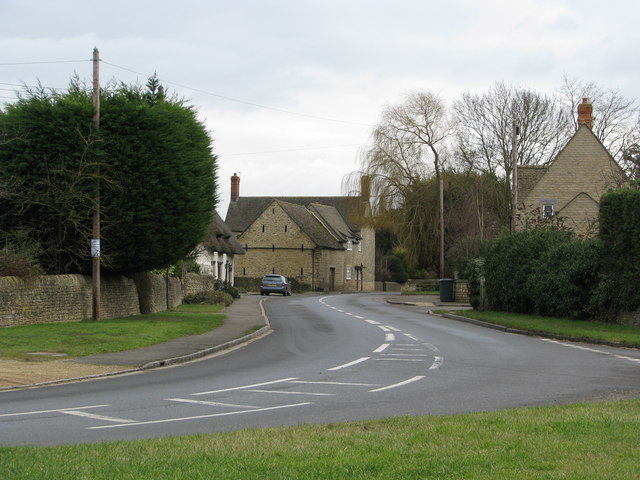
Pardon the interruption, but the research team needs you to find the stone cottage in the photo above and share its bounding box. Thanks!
[225,174,375,291]
[516,98,627,236]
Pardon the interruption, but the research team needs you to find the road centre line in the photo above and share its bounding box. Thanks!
[382,353,429,356]
[167,398,260,409]
[376,358,426,362]
[365,319,381,325]
[0,405,111,418]
[354,315,364,319]
[403,333,420,341]
[385,326,401,332]
[328,357,370,371]
[88,403,313,430]
[192,378,298,395]
[61,410,136,424]
[369,376,425,392]
[378,325,390,332]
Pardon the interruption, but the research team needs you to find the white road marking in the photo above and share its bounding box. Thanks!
[375,358,426,362]
[373,343,390,353]
[430,356,444,370]
[365,319,381,325]
[354,315,364,319]
[328,357,370,371]
[192,378,298,396]
[0,405,111,418]
[541,339,640,365]
[167,398,260,409]
[385,333,396,342]
[290,381,380,386]
[88,403,313,430]
[393,348,423,351]
[382,353,429,357]
[247,389,335,396]
[61,410,136,424]
[378,326,390,332]
[369,376,425,392]
[403,333,420,341]
[385,326,401,332]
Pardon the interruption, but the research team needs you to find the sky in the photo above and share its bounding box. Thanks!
[1,0,639,217]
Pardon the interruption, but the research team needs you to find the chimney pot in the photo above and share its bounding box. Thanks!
[230,173,240,202]
[577,97,593,129]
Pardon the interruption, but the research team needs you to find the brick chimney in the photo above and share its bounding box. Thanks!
[577,97,593,129]
[360,175,371,202]
[230,173,240,202]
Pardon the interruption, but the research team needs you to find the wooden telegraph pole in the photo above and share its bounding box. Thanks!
[439,179,445,279]
[92,47,101,320]
[510,123,519,232]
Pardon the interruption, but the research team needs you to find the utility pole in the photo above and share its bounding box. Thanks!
[92,47,101,320]
[439,179,445,279]
[510,123,519,232]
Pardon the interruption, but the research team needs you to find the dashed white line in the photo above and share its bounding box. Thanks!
[192,378,298,396]
[328,357,370,371]
[403,333,420,341]
[365,319,381,325]
[378,325,391,332]
[369,376,425,392]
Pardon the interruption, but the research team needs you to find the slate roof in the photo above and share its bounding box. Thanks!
[201,212,245,255]
[225,196,365,251]
[225,196,364,234]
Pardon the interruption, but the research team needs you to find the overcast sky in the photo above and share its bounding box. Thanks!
[2,0,638,217]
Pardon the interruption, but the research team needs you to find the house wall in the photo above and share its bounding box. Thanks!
[234,202,317,285]
[518,127,626,236]
[194,249,237,285]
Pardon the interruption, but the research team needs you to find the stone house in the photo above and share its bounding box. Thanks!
[516,98,627,236]
[193,212,245,285]
[225,174,375,291]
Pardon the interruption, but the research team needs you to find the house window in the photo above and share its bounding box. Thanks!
[346,267,352,280]
[243,267,246,275]
[300,268,304,275]
[347,240,353,251]
[262,225,266,232]
[284,225,288,232]
[358,241,362,252]
[542,204,554,218]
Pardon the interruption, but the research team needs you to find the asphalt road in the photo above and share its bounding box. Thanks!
[1,293,639,446]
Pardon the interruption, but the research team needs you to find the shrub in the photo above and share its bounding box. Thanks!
[0,250,43,279]
[465,257,485,310]
[387,254,409,284]
[183,290,233,306]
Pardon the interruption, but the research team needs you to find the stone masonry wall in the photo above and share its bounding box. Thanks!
[0,272,191,327]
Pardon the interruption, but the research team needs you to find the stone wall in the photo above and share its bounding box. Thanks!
[0,274,140,326]
[0,272,191,327]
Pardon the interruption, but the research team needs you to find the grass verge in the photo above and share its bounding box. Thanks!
[1,399,638,479]
[447,310,640,347]
[0,304,224,360]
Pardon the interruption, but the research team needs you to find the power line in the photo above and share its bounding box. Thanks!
[102,60,374,127]
[0,60,89,66]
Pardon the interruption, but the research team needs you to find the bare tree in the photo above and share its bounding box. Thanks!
[557,75,639,162]
[452,82,570,181]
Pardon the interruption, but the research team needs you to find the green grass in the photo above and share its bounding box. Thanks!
[1,399,638,479]
[448,310,640,347]
[0,304,224,360]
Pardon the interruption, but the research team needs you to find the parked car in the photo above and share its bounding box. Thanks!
[260,274,291,296]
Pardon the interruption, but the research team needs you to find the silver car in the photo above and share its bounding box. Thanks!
[260,274,292,296]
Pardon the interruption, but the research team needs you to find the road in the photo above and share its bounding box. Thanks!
[1,293,639,446]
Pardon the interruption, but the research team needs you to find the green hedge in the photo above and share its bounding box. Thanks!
[595,188,640,317]
[483,228,601,318]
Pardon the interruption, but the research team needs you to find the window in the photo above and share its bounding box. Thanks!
[347,240,353,251]
[284,224,288,232]
[542,204,554,218]
[358,241,362,252]
[262,225,266,232]
[346,267,352,280]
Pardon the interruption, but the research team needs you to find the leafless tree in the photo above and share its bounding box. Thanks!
[557,75,639,163]
[452,82,571,182]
